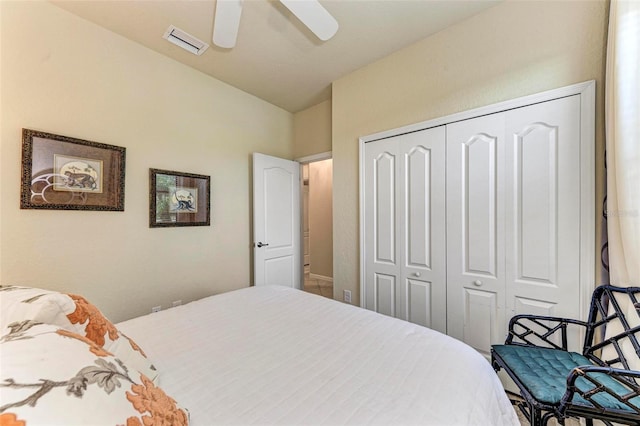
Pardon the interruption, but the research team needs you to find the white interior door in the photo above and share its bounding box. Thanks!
[399,128,446,331]
[364,138,400,317]
[504,95,582,334]
[446,113,506,359]
[363,127,446,332]
[253,153,300,288]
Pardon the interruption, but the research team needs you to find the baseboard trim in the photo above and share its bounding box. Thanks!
[309,273,333,283]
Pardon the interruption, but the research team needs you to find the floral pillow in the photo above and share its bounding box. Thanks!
[0,285,74,333]
[0,286,158,382]
[0,323,188,426]
[64,293,158,381]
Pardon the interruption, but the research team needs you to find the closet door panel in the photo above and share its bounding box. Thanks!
[364,139,401,314]
[408,279,432,328]
[374,152,396,264]
[405,145,432,268]
[514,121,558,283]
[463,288,500,359]
[505,95,581,328]
[375,273,397,317]
[400,127,446,332]
[446,113,506,356]
[466,134,498,276]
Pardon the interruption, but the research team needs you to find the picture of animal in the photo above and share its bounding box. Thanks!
[64,171,97,190]
[171,188,197,212]
[54,156,102,193]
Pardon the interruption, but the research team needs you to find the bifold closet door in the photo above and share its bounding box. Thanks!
[446,113,507,358]
[363,127,446,333]
[504,95,582,334]
[447,95,583,356]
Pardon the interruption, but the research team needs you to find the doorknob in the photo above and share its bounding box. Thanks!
[256,242,269,248]
[473,280,483,286]
[413,272,421,277]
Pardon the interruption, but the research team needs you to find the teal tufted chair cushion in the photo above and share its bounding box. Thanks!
[492,344,640,411]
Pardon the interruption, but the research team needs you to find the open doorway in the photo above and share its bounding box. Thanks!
[300,156,333,299]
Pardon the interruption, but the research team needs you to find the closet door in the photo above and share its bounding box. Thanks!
[447,95,583,356]
[399,128,446,332]
[364,137,401,319]
[363,127,446,332]
[446,113,506,359]
[504,95,582,341]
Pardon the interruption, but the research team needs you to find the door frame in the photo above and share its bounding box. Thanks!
[296,151,332,291]
[359,80,595,318]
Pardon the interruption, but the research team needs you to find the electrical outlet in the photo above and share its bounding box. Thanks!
[151,305,162,313]
[343,290,352,304]
[172,300,182,308]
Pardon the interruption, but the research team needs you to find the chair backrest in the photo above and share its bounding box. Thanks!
[584,285,640,370]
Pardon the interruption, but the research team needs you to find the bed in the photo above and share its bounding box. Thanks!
[0,285,518,425]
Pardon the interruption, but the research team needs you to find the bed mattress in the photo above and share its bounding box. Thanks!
[117,286,518,425]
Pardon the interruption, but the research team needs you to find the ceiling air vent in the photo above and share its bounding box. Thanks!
[162,25,209,56]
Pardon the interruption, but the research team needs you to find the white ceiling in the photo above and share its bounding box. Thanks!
[52,0,500,113]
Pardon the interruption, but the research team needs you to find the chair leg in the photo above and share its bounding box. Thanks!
[529,405,543,426]
[541,412,559,426]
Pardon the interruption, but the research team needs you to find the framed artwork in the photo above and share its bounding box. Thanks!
[21,129,126,211]
[149,168,210,228]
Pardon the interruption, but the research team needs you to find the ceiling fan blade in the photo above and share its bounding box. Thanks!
[279,0,338,41]
[213,0,243,48]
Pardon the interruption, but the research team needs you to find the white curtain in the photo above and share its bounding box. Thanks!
[604,0,640,370]
[605,0,640,288]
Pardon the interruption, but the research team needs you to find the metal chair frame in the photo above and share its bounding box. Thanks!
[492,285,640,426]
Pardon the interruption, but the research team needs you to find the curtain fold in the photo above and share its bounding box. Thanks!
[605,0,640,288]
[604,0,640,370]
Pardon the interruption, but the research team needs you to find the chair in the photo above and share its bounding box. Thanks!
[491,285,640,426]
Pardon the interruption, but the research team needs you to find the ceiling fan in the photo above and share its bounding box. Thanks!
[212,0,339,48]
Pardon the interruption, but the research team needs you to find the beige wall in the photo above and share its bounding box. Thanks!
[309,159,333,279]
[0,1,293,322]
[293,99,332,158]
[332,0,609,303]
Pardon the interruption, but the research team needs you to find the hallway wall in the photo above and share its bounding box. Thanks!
[309,159,333,279]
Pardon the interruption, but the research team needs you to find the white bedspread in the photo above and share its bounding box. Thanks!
[117,286,518,425]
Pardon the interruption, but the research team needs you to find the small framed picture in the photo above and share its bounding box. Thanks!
[21,129,126,211]
[149,168,210,228]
